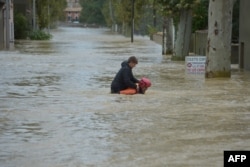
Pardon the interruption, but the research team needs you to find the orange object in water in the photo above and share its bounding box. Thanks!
[120,88,137,95]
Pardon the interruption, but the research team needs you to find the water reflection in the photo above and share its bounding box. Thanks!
[0,27,250,167]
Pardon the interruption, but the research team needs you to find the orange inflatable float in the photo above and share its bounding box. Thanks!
[119,77,151,95]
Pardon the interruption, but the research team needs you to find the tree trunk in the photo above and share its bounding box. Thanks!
[122,21,130,37]
[205,0,235,78]
[173,9,192,60]
[162,17,173,55]
[153,0,156,28]
[109,0,116,32]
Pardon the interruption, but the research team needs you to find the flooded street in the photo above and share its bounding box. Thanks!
[0,27,250,167]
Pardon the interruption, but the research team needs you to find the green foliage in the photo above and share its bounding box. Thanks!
[155,0,209,33]
[14,13,29,39]
[106,0,153,30]
[79,0,106,25]
[232,0,239,42]
[79,0,153,34]
[192,0,208,32]
[138,4,162,36]
[156,0,201,32]
[192,0,238,40]
[36,0,66,29]
[156,0,200,16]
[29,30,52,40]
[113,0,132,26]
[102,1,112,27]
[147,25,158,36]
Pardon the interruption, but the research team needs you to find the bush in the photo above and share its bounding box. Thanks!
[14,13,29,39]
[147,25,158,40]
[28,30,52,40]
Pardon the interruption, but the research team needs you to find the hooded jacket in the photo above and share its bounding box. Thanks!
[111,61,139,93]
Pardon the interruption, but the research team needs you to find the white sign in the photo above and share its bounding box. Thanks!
[185,56,206,74]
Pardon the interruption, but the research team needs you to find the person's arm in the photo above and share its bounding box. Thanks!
[131,74,139,83]
[122,68,137,89]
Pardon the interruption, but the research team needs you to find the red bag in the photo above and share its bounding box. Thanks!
[139,77,151,89]
[139,77,151,94]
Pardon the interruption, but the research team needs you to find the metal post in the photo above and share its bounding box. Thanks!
[131,0,134,43]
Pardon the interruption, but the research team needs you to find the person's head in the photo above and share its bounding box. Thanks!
[128,56,138,68]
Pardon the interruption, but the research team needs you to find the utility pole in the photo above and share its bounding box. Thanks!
[131,0,135,43]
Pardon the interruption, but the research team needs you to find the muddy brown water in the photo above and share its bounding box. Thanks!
[0,27,250,167]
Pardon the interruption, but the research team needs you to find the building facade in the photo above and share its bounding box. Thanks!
[64,0,82,22]
[239,0,250,70]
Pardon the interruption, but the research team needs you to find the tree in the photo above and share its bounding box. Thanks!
[79,0,106,26]
[205,0,236,78]
[157,0,200,60]
[153,1,174,54]
[112,0,135,35]
[36,0,49,29]
[162,17,174,54]
[82,0,156,36]
[192,0,209,32]
[102,0,116,30]
[14,13,29,39]
[36,0,66,29]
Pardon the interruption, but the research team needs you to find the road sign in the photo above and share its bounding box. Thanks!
[185,56,206,74]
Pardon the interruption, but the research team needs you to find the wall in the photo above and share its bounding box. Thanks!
[194,30,207,56]
[152,32,162,45]
[152,31,239,64]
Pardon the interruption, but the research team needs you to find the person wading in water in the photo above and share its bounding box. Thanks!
[111,56,140,94]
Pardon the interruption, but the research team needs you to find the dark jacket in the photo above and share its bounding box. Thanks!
[111,61,139,93]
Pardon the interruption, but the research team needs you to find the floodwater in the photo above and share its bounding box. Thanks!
[0,27,250,167]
